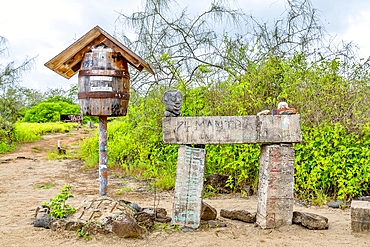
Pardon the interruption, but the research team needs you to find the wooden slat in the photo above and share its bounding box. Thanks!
[162,115,302,144]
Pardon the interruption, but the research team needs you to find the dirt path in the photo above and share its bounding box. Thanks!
[0,129,368,247]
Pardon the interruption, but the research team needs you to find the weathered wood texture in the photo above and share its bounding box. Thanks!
[256,144,295,229]
[172,145,205,228]
[44,26,154,79]
[351,200,370,232]
[162,115,302,144]
[78,48,130,116]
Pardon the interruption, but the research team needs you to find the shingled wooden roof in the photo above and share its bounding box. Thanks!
[45,25,154,79]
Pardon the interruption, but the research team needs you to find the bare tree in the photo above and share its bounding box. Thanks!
[114,0,245,94]
[114,0,368,95]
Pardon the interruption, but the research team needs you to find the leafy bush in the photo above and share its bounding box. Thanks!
[44,185,76,219]
[23,101,80,123]
[295,123,370,201]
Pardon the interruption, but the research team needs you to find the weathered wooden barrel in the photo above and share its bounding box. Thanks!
[78,46,130,116]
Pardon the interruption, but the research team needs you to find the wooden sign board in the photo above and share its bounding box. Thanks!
[60,114,82,124]
[163,115,302,144]
[172,145,205,228]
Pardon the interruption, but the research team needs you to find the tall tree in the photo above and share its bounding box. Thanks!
[0,36,36,126]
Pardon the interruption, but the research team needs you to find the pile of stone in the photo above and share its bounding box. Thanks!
[34,196,171,238]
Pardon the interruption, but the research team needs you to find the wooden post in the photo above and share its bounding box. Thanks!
[99,116,108,196]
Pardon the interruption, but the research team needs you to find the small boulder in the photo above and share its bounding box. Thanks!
[207,220,227,228]
[33,206,51,228]
[220,209,256,223]
[292,211,329,230]
[328,201,344,208]
[201,201,217,221]
[49,218,68,231]
[134,211,155,229]
[111,216,145,238]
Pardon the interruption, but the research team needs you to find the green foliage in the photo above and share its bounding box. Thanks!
[33,183,55,189]
[295,123,370,202]
[76,222,92,241]
[0,122,76,154]
[43,185,76,219]
[206,144,260,192]
[23,101,80,123]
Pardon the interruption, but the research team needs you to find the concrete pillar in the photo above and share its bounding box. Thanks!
[256,144,295,229]
[351,200,370,232]
[172,145,206,229]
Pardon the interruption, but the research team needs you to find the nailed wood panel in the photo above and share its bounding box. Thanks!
[172,145,205,228]
[162,115,302,144]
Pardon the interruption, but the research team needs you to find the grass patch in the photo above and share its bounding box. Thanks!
[14,122,77,143]
[116,187,133,195]
[34,183,55,189]
[31,146,43,153]
[47,149,76,161]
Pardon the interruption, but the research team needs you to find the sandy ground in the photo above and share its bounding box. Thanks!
[0,128,369,247]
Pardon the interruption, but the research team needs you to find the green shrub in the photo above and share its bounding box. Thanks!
[23,102,80,123]
[295,123,370,201]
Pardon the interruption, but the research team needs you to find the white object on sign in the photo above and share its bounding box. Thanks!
[90,76,113,81]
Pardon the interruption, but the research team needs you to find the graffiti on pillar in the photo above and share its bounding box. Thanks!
[172,145,205,228]
[256,144,295,229]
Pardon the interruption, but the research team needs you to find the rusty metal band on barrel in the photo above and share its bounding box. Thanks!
[78,92,130,100]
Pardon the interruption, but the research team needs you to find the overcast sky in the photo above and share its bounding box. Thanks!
[1,0,370,92]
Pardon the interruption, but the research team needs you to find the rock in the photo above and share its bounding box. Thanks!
[328,200,344,208]
[83,221,109,235]
[292,211,329,230]
[182,226,196,232]
[134,208,171,228]
[69,196,136,223]
[220,209,256,223]
[134,211,155,229]
[155,214,172,223]
[33,206,51,228]
[49,218,68,231]
[207,220,227,228]
[201,201,217,220]
[119,200,142,212]
[65,221,84,231]
[358,196,370,202]
[141,207,168,217]
[111,216,145,238]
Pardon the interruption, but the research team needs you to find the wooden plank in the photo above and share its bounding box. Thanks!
[172,145,205,228]
[162,115,302,144]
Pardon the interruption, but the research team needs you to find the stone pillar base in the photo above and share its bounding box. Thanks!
[351,200,370,232]
[256,144,295,229]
